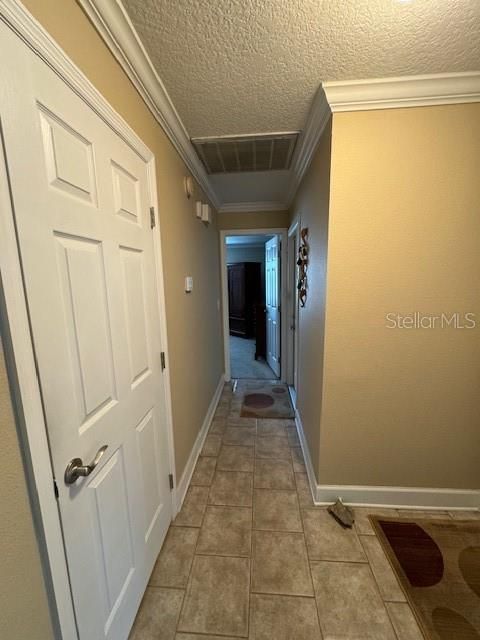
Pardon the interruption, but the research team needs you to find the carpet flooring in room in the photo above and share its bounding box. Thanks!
[230,336,276,380]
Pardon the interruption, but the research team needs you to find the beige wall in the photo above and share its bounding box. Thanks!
[318,104,480,489]
[290,121,332,477]
[218,210,289,230]
[0,338,53,639]
[21,0,224,479]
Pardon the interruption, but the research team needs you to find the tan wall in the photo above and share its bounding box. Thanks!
[0,338,53,639]
[218,210,289,230]
[21,0,224,479]
[290,120,332,476]
[319,104,480,489]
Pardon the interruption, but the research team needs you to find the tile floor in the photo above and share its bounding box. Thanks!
[129,382,476,639]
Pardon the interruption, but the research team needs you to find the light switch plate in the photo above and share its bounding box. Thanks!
[195,201,203,219]
[185,276,193,293]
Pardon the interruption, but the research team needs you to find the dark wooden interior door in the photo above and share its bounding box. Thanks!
[228,262,261,338]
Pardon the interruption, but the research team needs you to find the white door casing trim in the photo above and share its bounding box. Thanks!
[0,1,176,636]
[290,390,480,511]
[174,374,225,513]
[0,111,78,640]
[220,228,287,383]
[286,217,300,394]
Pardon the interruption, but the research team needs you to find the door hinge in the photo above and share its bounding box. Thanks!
[150,206,156,229]
[53,479,59,499]
[160,351,166,370]
[169,473,174,490]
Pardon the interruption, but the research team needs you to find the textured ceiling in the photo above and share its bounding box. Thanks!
[123,0,480,137]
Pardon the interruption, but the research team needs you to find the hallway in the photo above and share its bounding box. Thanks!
[126,381,452,640]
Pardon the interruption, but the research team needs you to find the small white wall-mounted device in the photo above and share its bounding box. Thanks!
[201,203,211,224]
[195,201,203,219]
[185,276,193,293]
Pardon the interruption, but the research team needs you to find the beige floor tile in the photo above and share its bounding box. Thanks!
[129,587,184,640]
[311,561,396,639]
[295,472,314,507]
[254,489,302,532]
[190,456,216,486]
[196,505,252,557]
[354,507,399,535]
[178,555,250,637]
[209,417,226,435]
[449,509,480,519]
[252,530,313,596]
[255,436,291,460]
[214,404,229,418]
[176,635,239,640]
[208,470,253,507]
[360,535,406,602]
[229,399,243,413]
[254,458,295,490]
[286,430,300,448]
[223,426,256,446]
[149,527,198,588]
[217,445,254,472]
[173,486,209,527]
[257,419,288,437]
[290,447,306,473]
[201,435,222,457]
[397,510,451,520]
[386,602,424,640]
[227,416,256,428]
[302,508,366,562]
[249,594,322,640]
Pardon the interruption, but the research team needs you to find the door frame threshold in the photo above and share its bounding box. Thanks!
[220,227,288,383]
[0,3,177,637]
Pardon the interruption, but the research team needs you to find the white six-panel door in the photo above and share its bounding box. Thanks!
[0,23,171,640]
[265,236,281,377]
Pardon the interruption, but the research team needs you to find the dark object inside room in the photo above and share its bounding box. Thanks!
[227,262,265,358]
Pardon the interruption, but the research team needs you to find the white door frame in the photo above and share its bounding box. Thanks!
[0,3,176,637]
[220,228,288,382]
[286,217,301,403]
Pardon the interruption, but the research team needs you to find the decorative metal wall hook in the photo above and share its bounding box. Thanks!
[297,227,309,307]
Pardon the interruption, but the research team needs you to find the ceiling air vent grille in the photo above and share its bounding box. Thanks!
[192,133,299,174]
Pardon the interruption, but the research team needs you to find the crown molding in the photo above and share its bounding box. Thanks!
[77,0,220,209]
[219,201,288,214]
[323,72,480,112]
[286,71,480,206]
[287,87,331,206]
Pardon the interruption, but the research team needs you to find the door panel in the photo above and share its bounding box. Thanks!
[55,233,118,426]
[120,246,151,386]
[89,448,135,619]
[265,236,281,377]
[0,25,171,640]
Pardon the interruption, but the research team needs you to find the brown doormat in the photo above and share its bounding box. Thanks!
[370,516,480,640]
[240,382,294,418]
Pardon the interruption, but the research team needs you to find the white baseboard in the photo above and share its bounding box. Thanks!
[289,388,318,506]
[289,389,479,511]
[315,484,480,510]
[174,374,225,514]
